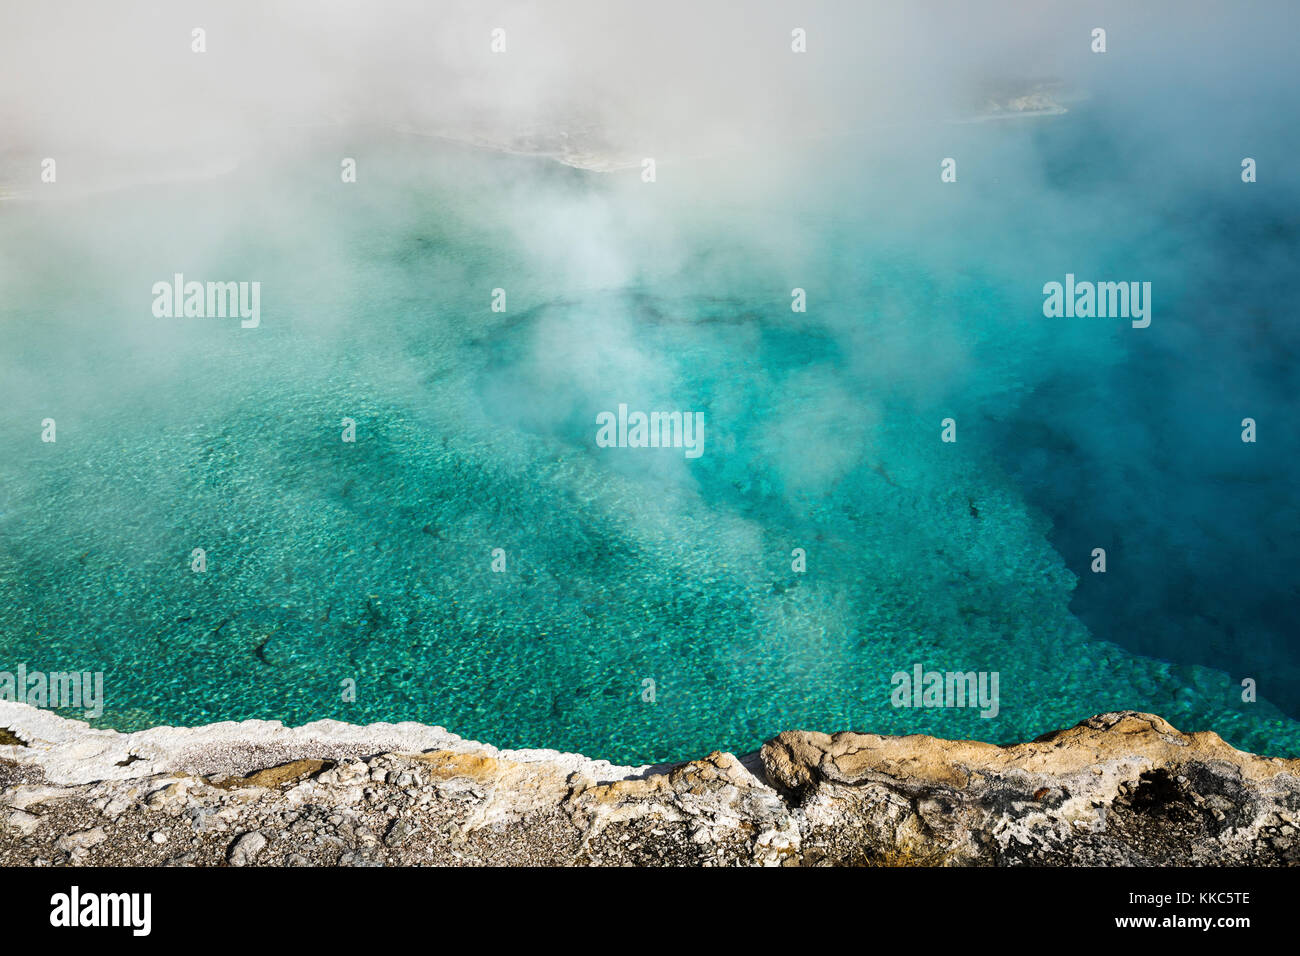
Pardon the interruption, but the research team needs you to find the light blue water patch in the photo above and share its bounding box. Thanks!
[0,124,1296,762]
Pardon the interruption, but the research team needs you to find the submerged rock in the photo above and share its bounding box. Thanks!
[0,704,1295,866]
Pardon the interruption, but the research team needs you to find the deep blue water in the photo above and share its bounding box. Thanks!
[0,96,1298,762]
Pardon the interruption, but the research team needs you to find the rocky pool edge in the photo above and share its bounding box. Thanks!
[1,703,1297,866]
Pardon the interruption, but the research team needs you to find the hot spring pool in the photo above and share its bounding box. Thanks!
[1,112,1298,763]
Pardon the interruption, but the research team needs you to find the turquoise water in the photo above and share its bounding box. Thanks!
[2,113,1298,762]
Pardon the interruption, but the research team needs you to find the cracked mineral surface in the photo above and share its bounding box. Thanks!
[2,703,1297,866]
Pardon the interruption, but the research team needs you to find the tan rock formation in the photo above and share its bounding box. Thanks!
[1,705,1296,866]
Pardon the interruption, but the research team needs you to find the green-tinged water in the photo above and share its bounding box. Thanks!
[2,122,1298,762]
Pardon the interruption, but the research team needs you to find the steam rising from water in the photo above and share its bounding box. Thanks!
[1,1,1298,759]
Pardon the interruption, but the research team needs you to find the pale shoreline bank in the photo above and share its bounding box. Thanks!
[3,704,1297,866]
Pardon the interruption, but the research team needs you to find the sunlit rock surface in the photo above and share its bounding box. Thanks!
[2,704,1296,866]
